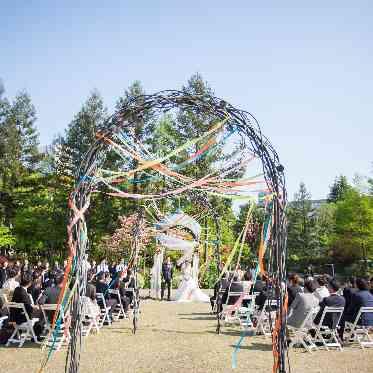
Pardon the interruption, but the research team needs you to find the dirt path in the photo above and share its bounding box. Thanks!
[0,297,372,373]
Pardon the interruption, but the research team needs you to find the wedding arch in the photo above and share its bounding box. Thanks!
[44,90,288,373]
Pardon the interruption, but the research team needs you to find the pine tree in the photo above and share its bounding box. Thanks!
[287,182,318,268]
[328,175,351,203]
[65,90,108,171]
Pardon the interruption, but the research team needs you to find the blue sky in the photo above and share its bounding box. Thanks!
[2,1,372,199]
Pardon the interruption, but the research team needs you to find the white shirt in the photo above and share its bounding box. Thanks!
[96,263,109,273]
[314,286,330,301]
[2,278,19,291]
[116,263,127,272]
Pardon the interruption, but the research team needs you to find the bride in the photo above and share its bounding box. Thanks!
[174,259,209,303]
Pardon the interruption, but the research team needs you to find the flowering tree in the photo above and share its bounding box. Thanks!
[100,214,153,258]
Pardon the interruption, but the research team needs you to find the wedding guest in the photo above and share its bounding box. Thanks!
[287,279,319,328]
[124,269,136,304]
[343,278,373,328]
[38,274,65,306]
[342,277,358,311]
[0,260,9,288]
[314,279,345,329]
[85,271,97,301]
[314,276,330,301]
[222,274,243,305]
[287,274,303,307]
[28,271,43,303]
[2,267,20,291]
[95,273,117,312]
[10,273,40,339]
[96,259,109,275]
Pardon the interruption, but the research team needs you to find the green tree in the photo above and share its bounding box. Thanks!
[287,182,318,268]
[65,90,108,171]
[0,89,42,226]
[328,175,351,203]
[331,189,373,273]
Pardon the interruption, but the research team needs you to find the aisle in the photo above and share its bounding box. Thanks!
[0,299,373,373]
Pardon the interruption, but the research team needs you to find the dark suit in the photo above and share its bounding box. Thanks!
[161,263,173,300]
[0,268,8,288]
[344,290,373,326]
[86,283,96,301]
[11,286,33,324]
[314,293,345,329]
[343,287,358,311]
[96,281,117,311]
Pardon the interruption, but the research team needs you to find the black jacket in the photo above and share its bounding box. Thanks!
[0,268,7,288]
[314,293,346,329]
[11,286,33,324]
[345,290,373,326]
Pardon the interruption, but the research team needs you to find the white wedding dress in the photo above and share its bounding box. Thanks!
[174,262,209,303]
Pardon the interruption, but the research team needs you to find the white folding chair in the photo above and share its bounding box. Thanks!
[312,306,344,351]
[344,307,373,349]
[108,289,127,321]
[96,293,112,327]
[0,316,8,329]
[40,304,70,351]
[221,291,244,326]
[82,296,100,336]
[237,294,257,330]
[288,307,318,352]
[254,299,277,338]
[6,302,39,347]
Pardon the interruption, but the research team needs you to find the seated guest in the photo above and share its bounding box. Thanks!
[314,279,345,329]
[253,274,265,293]
[222,274,244,305]
[287,280,319,328]
[86,271,97,301]
[95,273,117,311]
[287,274,303,307]
[10,273,42,339]
[314,276,330,301]
[0,260,9,288]
[2,267,20,292]
[124,270,136,304]
[113,271,130,314]
[370,277,373,296]
[28,271,43,303]
[342,277,358,311]
[210,272,229,311]
[38,274,65,306]
[344,278,373,327]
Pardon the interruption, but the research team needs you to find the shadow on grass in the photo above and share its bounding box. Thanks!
[177,313,213,316]
[230,342,272,351]
[179,316,215,321]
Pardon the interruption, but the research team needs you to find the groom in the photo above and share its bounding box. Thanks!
[161,257,173,301]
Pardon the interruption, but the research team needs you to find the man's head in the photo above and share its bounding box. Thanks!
[356,278,369,291]
[7,268,18,279]
[166,257,171,264]
[317,276,328,287]
[21,273,33,288]
[328,279,340,293]
[288,273,300,286]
